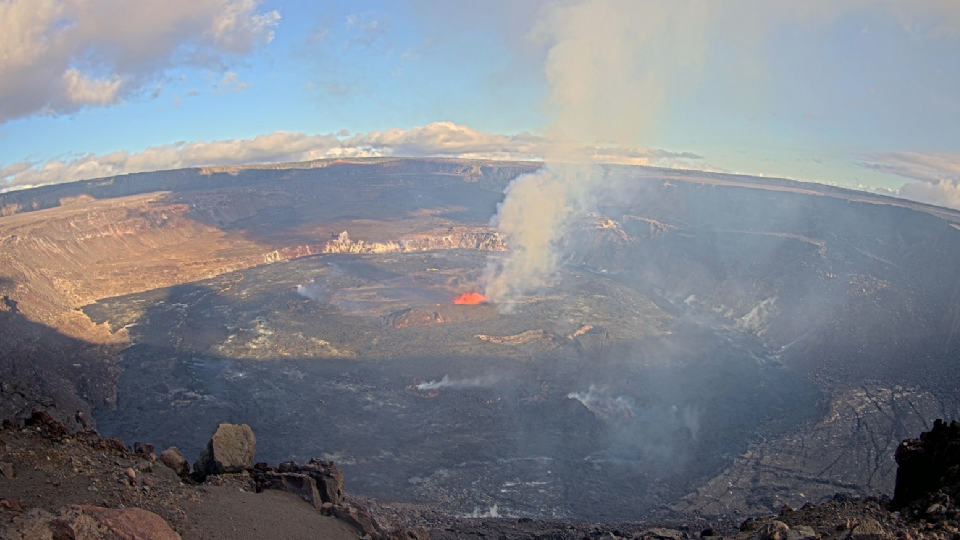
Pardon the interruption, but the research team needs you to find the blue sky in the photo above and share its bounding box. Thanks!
[1,0,959,207]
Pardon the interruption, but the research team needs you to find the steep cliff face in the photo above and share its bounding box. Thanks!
[0,193,267,320]
[321,228,506,254]
[0,194,271,426]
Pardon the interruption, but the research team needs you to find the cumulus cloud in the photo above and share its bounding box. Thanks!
[216,72,249,93]
[0,122,706,191]
[0,0,279,122]
[863,152,960,210]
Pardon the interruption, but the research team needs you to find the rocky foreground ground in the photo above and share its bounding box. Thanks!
[1,411,958,540]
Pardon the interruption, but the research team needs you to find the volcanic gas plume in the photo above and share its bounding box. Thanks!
[453,292,487,304]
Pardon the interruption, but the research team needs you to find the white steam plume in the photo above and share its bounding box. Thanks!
[415,375,501,391]
[568,385,636,422]
[481,0,960,303]
[483,164,603,304]
[483,0,698,304]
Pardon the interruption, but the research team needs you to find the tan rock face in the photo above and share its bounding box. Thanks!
[193,423,257,477]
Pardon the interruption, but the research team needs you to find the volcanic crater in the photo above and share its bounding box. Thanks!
[2,158,959,522]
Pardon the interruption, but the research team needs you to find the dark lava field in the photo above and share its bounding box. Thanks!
[82,249,822,520]
[3,158,960,522]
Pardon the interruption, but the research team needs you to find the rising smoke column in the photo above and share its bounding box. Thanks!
[482,0,960,303]
[483,0,701,303]
[483,164,601,304]
[416,374,501,391]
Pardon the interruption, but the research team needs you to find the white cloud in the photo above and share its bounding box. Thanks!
[0,0,279,122]
[863,151,960,210]
[208,0,280,52]
[900,181,960,210]
[217,72,249,93]
[0,122,707,191]
[62,69,123,106]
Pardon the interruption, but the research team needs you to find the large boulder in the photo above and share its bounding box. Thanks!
[254,459,345,505]
[845,519,886,540]
[0,505,180,540]
[755,521,790,540]
[75,506,181,540]
[280,458,344,504]
[893,419,960,509]
[193,423,256,478]
[256,471,324,509]
[159,447,189,479]
[331,504,380,537]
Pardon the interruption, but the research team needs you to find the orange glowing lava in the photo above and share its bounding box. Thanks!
[453,292,487,305]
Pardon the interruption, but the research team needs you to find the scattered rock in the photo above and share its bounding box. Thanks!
[755,521,790,540]
[332,503,380,537]
[786,525,816,540]
[925,503,945,516]
[0,498,24,512]
[124,467,137,484]
[847,519,886,540]
[24,410,70,439]
[192,423,256,478]
[0,460,14,478]
[642,528,683,540]
[75,410,88,430]
[134,442,156,460]
[159,447,189,478]
[0,506,107,540]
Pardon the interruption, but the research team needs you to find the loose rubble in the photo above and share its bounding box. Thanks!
[4,410,960,540]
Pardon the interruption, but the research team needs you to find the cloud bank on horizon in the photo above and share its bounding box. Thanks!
[0,122,708,192]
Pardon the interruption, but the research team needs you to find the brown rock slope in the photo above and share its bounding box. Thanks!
[0,414,379,540]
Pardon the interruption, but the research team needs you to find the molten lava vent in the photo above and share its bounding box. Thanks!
[453,292,486,305]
